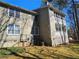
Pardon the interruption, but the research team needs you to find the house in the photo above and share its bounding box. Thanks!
[0,1,69,47]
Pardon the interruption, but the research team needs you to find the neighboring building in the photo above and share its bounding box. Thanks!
[0,1,68,47]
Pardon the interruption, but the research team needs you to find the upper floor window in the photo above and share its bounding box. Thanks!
[9,9,14,17]
[54,13,62,19]
[7,24,20,35]
[15,11,20,18]
[5,9,20,18]
[61,17,65,20]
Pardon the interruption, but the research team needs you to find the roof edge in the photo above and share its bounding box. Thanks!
[0,1,38,15]
[34,5,65,17]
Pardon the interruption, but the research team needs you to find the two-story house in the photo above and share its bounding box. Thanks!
[0,1,69,47]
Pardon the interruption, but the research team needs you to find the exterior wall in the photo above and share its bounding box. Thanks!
[48,9,69,46]
[0,5,69,47]
[37,7,69,46]
[38,8,52,46]
[0,6,35,47]
[48,9,59,46]
[62,18,69,43]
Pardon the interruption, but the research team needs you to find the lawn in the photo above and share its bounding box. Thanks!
[0,43,79,59]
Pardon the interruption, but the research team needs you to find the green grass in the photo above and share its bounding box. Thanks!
[0,47,25,57]
[7,47,25,53]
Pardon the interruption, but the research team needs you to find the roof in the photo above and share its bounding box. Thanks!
[0,1,38,15]
[0,1,65,16]
[34,5,65,17]
[49,5,65,17]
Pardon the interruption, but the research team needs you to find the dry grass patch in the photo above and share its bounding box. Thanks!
[0,43,79,59]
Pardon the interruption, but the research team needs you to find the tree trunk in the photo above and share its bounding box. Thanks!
[72,0,79,41]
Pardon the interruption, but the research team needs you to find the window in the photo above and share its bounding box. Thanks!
[15,11,20,18]
[54,13,61,19]
[62,26,66,32]
[7,9,20,18]
[35,27,39,35]
[7,24,20,35]
[55,23,61,31]
[9,9,14,17]
[32,26,39,35]
[61,17,65,20]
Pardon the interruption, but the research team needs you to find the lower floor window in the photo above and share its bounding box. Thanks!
[7,24,20,35]
[62,26,66,32]
[32,26,39,35]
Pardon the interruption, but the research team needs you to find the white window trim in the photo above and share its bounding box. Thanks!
[8,8,14,17]
[55,23,62,32]
[7,8,9,17]
[7,24,21,36]
[14,10,16,18]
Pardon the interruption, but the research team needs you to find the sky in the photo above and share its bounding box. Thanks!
[0,0,72,29]
[1,0,42,10]
[1,0,79,29]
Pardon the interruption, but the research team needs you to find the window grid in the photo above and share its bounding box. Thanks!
[7,9,20,18]
[15,11,20,18]
[7,24,20,35]
[55,23,62,31]
[9,9,14,17]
